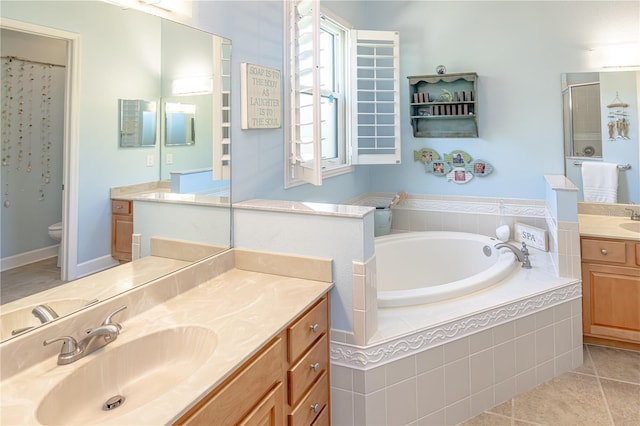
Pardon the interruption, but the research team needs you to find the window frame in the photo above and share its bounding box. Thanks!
[284,0,399,188]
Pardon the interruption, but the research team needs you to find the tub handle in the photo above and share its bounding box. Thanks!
[601,249,608,255]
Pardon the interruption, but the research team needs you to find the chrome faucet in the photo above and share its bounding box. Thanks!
[43,305,126,365]
[625,208,640,221]
[495,242,532,269]
[11,299,99,336]
[32,304,60,323]
[10,305,60,335]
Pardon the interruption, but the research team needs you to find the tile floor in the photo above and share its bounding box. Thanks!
[0,257,66,304]
[463,344,640,426]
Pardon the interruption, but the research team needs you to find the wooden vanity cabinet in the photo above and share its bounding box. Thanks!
[175,294,331,426]
[581,237,640,346]
[111,199,133,262]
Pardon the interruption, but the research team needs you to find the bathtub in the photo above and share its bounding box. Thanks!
[376,231,518,307]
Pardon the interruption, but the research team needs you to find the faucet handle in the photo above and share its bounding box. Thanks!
[43,336,79,356]
[102,305,127,330]
[625,208,640,220]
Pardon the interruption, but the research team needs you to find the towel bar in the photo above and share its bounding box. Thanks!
[573,161,631,170]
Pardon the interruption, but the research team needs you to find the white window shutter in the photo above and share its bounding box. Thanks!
[288,0,323,185]
[213,36,231,180]
[351,30,400,165]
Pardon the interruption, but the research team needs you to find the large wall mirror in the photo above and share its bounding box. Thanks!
[0,1,231,342]
[562,71,639,204]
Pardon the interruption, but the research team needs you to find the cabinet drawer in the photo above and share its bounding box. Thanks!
[636,243,640,266]
[310,405,329,426]
[288,334,328,406]
[111,200,132,215]
[288,372,328,426]
[288,297,327,363]
[581,239,626,264]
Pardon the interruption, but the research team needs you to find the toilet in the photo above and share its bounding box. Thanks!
[48,222,62,267]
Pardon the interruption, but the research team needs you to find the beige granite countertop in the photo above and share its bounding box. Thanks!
[133,191,230,207]
[579,214,640,241]
[1,256,192,341]
[234,198,373,218]
[0,268,333,425]
[110,181,171,200]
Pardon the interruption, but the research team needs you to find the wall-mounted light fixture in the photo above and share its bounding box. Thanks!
[589,43,640,69]
[171,76,213,95]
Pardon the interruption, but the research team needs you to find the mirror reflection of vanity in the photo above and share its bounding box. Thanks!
[562,71,639,204]
[0,1,231,343]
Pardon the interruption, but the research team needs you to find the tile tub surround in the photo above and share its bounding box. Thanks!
[330,244,581,425]
[330,298,583,426]
[1,249,333,424]
[346,191,581,280]
[346,192,550,238]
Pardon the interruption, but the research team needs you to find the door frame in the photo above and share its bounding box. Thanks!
[0,18,80,280]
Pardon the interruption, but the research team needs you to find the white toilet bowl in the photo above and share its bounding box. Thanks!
[48,222,62,267]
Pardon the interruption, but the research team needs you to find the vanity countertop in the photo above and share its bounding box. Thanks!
[110,181,171,200]
[579,214,640,241]
[0,268,333,425]
[132,191,230,207]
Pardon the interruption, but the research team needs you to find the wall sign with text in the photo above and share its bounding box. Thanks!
[240,63,281,129]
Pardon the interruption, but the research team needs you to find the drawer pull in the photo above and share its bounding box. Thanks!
[310,403,320,413]
[116,205,123,209]
[309,324,319,333]
[601,249,608,255]
[310,362,320,372]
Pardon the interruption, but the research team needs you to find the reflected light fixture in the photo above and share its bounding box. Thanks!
[139,0,176,11]
[588,43,640,69]
[172,76,213,95]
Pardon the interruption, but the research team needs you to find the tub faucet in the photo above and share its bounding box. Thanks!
[32,304,60,323]
[495,242,532,269]
[43,305,126,365]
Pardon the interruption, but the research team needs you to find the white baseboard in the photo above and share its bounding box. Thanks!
[75,255,119,279]
[1,245,59,272]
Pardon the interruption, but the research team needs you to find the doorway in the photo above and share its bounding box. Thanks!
[1,18,80,282]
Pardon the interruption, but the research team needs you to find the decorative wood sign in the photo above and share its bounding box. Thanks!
[240,63,281,129]
[514,222,549,252]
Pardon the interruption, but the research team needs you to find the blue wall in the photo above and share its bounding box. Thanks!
[193,0,638,203]
[2,1,638,270]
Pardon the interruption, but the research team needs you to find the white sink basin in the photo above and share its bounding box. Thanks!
[619,221,640,233]
[36,326,217,425]
[0,299,92,340]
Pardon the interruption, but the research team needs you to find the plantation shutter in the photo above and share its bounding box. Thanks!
[288,0,323,185]
[213,36,231,180]
[351,30,400,165]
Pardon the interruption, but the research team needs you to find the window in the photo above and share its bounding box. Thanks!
[285,0,399,187]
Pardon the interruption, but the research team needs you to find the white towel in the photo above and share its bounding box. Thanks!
[582,162,618,203]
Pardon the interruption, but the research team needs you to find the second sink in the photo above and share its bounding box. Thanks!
[619,221,640,233]
[36,326,217,425]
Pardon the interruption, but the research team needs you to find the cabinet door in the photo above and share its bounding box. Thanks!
[111,214,133,261]
[178,338,283,425]
[239,383,284,426]
[583,263,640,342]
